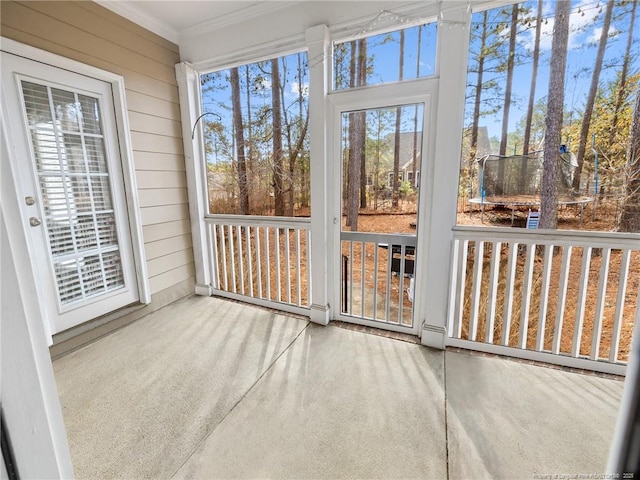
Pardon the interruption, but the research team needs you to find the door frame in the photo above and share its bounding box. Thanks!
[327,77,439,336]
[1,38,150,343]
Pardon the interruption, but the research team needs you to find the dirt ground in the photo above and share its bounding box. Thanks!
[347,199,639,361]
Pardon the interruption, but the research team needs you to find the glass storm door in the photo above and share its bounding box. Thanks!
[337,103,425,334]
[1,52,139,336]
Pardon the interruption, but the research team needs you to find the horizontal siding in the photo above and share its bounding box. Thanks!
[141,204,190,226]
[138,188,188,208]
[134,152,186,172]
[145,234,193,261]
[126,90,181,119]
[142,219,191,243]
[128,112,182,138]
[149,263,195,294]
[136,171,187,190]
[77,1,179,54]
[147,248,194,277]
[130,132,184,155]
[1,2,177,83]
[1,0,195,311]
[31,1,178,68]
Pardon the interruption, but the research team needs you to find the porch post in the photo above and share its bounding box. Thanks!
[175,62,212,296]
[306,25,331,325]
[419,8,470,349]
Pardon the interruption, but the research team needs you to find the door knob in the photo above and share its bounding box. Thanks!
[29,217,42,227]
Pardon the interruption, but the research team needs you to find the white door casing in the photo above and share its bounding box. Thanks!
[1,41,149,341]
[328,79,438,336]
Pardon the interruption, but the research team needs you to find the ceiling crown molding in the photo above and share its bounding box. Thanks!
[95,0,180,44]
[180,1,294,39]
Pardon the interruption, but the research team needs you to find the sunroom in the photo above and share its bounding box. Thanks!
[2,0,639,478]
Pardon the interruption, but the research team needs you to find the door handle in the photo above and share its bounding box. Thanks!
[29,217,42,227]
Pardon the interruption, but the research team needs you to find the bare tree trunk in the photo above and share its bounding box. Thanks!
[519,0,543,191]
[470,10,489,161]
[497,4,519,194]
[608,0,636,151]
[245,64,253,182]
[392,30,405,208]
[618,91,640,232]
[572,0,614,191]
[358,39,368,209]
[230,67,249,214]
[271,59,285,216]
[346,41,358,228]
[412,25,423,186]
[540,0,571,229]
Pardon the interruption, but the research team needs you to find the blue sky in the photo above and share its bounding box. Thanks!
[471,0,638,143]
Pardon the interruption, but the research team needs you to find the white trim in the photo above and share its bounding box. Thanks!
[94,0,180,43]
[0,37,151,309]
[1,109,74,479]
[306,24,332,326]
[175,62,212,296]
[447,338,627,376]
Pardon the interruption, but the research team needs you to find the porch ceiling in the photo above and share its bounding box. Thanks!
[96,0,298,44]
[53,295,623,479]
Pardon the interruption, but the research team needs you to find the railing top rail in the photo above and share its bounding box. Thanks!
[205,214,311,228]
[453,225,640,249]
[341,231,417,245]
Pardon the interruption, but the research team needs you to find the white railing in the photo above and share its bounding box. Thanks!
[340,231,416,329]
[448,226,640,375]
[205,215,311,316]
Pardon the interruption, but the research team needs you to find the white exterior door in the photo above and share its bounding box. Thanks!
[1,52,139,336]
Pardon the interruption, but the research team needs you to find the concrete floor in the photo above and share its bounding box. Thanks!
[53,295,624,479]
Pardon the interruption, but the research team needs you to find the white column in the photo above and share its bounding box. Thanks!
[175,62,213,296]
[419,8,471,348]
[306,25,331,325]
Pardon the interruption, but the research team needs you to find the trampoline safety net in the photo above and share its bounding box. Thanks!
[474,150,578,199]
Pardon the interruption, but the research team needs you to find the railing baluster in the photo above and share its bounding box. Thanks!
[265,227,271,301]
[229,225,237,293]
[385,241,392,324]
[373,241,379,321]
[552,246,573,354]
[469,241,484,341]
[295,228,301,306]
[275,228,282,302]
[361,241,366,318]
[502,242,518,346]
[453,239,468,339]
[220,224,228,292]
[486,241,502,343]
[285,228,291,305]
[210,224,220,290]
[237,224,244,295]
[398,244,406,325]
[246,226,254,297]
[256,226,263,299]
[518,243,536,349]
[571,246,592,357]
[306,228,311,307]
[535,244,553,352]
[610,249,631,363]
[591,247,611,360]
[349,240,354,315]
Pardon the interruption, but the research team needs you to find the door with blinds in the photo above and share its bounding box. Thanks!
[1,52,139,336]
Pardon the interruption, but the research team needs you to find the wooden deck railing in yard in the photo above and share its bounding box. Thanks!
[205,215,311,316]
[448,226,640,375]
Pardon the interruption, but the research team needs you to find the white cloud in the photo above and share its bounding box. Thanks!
[290,81,309,97]
[520,0,608,52]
